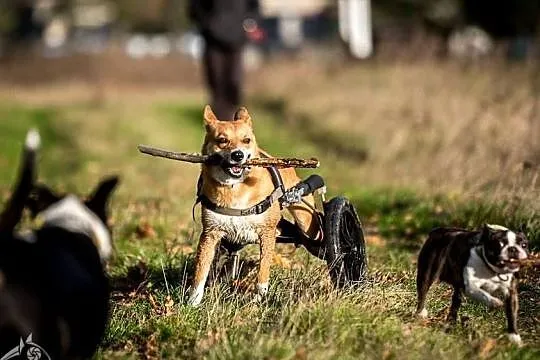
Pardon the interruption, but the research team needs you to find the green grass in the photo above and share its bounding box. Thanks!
[0,105,80,186]
[0,101,538,359]
[351,189,540,249]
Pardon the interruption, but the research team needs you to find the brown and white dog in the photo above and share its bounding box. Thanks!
[187,105,321,305]
[415,225,529,345]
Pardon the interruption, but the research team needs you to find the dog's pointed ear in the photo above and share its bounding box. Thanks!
[26,184,62,218]
[234,107,252,125]
[480,223,491,243]
[86,176,119,223]
[203,105,218,127]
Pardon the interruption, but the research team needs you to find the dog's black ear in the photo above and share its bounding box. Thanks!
[26,184,62,218]
[85,176,119,223]
[480,223,491,243]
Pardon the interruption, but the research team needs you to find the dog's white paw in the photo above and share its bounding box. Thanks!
[416,308,428,319]
[508,333,522,347]
[187,283,205,306]
[489,297,504,308]
[257,282,269,296]
[253,282,269,303]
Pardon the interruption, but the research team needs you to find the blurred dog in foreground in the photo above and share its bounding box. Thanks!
[415,225,529,346]
[0,129,119,359]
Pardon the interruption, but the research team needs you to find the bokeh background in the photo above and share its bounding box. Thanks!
[0,1,539,359]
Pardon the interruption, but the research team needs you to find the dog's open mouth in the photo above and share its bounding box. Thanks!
[503,259,522,270]
[498,258,522,271]
[223,164,244,178]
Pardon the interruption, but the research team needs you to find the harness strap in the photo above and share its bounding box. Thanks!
[193,166,285,217]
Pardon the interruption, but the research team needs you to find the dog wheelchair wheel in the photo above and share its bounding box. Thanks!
[323,197,368,287]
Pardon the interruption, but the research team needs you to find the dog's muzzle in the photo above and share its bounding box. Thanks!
[501,246,528,271]
[220,150,251,178]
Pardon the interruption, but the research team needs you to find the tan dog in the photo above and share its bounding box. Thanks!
[187,105,321,305]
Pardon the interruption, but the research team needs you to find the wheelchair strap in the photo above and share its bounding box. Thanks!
[194,166,286,217]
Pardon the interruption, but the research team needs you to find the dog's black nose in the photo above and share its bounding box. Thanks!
[230,150,244,162]
[507,246,519,258]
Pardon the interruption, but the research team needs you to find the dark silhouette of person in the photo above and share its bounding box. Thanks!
[189,0,259,119]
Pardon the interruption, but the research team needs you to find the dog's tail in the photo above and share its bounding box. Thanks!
[0,129,40,233]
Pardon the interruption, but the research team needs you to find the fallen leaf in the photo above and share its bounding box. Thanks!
[294,345,307,360]
[477,338,496,359]
[273,253,292,268]
[135,220,156,239]
[366,234,386,247]
[143,333,159,360]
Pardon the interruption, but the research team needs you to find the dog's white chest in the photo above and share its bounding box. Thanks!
[464,250,513,295]
[204,210,266,245]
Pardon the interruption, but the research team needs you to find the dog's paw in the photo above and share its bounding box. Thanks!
[186,284,205,306]
[508,333,523,347]
[489,297,504,308]
[253,282,269,303]
[416,308,428,319]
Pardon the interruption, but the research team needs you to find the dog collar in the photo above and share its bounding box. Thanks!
[476,246,507,274]
[195,166,286,217]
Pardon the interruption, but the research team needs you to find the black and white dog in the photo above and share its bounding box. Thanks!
[415,224,529,345]
[0,129,119,359]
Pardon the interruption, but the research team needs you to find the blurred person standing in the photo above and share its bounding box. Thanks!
[188,0,258,119]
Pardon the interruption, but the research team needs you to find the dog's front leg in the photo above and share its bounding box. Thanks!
[256,227,276,300]
[464,284,503,308]
[187,231,222,306]
[464,269,503,308]
[505,278,522,346]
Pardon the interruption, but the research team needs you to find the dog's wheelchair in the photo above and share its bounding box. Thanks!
[207,173,368,288]
[137,144,368,288]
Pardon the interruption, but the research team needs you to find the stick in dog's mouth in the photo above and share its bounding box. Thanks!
[137,144,320,168]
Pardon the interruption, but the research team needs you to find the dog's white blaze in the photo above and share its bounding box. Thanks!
[40,195,112,261]
[506,231,516,245]
[508,333,522,346]
[464,248,513,306]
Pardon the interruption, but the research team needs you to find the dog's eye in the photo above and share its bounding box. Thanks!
[243,138,251,144]
[521,242,528,248]
[217,138,228,145]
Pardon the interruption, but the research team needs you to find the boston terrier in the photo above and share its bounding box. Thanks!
[0,129,120,359]
[415,224,529,346]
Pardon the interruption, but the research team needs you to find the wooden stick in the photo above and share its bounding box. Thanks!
[138,145,210,164]
[507,256,540,267]
[138,144,320,168]
[246,157,319,168]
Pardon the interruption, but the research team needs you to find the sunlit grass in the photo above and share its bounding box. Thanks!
[0,98,538,359]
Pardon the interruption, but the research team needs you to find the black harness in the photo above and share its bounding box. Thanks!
[195,166,286,217]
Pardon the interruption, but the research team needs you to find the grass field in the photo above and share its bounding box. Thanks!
[0,60,539,359]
